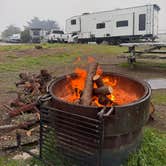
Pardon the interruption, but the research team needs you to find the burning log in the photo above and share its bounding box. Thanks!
[93,75,104,87]
[80,62,98,106]
[98,95,113,106]
[93,75,113,106]
[93,86,113,96]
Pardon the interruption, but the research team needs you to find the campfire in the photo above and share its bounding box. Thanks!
[39,60,152,166]
[57,59,140,107]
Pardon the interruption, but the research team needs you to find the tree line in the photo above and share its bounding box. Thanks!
[1,17,60,42]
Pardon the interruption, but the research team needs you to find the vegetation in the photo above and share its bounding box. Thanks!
[123,127,166,166]
[0,44,126,73]
[26,17,60,31]
[20,29,31,43]
[1,25,21,40]
[0,53,77,73]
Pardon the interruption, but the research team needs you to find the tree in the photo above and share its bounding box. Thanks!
[21,29,31,43]
[1,25,21,39]
[27,17,60,31]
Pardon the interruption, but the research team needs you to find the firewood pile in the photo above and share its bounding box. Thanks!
[0,70,52,150]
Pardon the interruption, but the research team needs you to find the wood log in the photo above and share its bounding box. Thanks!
[10,99,25,107]
[98,95,113,106]
[80,62,98,105]
[8,103,36,118]
[0,119,39,133]
[93,75,104,87]
[93,75,113,106]
[93,86,113,96]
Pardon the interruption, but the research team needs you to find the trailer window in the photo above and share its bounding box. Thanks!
[71,19,76,25]
[52,31,64,34]
[139,14,146,31]
[116,20,128,27]
[33,31,40,36]
[96,23,105,29]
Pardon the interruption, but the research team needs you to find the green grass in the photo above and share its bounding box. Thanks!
[0,53,77,73]
[0,157,29,166]
[0,43,127,54]
[152,90,166,105]
[0,44,127,73]
[123,127,166,166]
[0,44,34,51]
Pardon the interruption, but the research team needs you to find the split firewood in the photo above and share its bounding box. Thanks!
[93,86,113,96]
[93,75,104,87]
[37,70,52,93]
[15,72,31,87]
[10,99,25,107]
[18,119,40,130]
[80,62,98,106]
[3,104,13,112]
[0,119,39,133]
[8,102,36,118]
[37,69,52,83]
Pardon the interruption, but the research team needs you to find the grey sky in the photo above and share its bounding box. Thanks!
[0,0,166,34]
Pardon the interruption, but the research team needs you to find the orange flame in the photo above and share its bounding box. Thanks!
[59,57,139,107]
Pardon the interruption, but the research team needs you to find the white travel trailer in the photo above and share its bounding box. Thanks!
[66,4,160,44]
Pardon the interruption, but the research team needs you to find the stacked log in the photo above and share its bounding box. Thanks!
[0,70,52,134]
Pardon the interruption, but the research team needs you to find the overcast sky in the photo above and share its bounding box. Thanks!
[0,0,166,34]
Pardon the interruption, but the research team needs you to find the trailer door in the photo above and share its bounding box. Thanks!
[134,6,151,36]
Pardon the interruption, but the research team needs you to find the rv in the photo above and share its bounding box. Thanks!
[66,4,160,44]
[30,28,42,43]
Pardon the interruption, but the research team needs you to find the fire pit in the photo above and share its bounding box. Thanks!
[39,71,151,166]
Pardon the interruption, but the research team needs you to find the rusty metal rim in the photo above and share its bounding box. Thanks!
[48,72,151,109]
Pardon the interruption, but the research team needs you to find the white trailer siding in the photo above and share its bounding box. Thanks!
[111,13,134,37]
[66,16,81,33]
[80,12,112,38]
[66,4,160,42]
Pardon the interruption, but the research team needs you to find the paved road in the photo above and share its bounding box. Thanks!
[0,42,22,46]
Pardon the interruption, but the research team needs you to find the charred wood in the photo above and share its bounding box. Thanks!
[93,75,104,87]
[93,86,113,96]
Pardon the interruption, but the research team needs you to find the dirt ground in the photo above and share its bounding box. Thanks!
[0,44,165,151]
